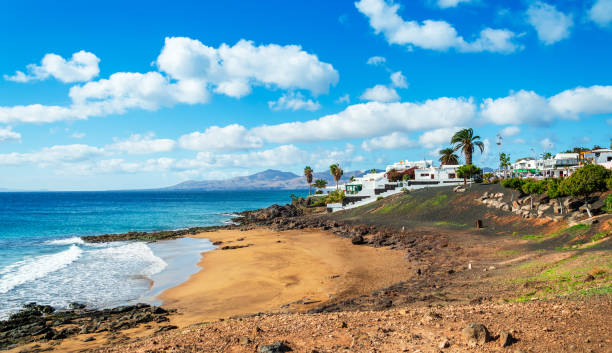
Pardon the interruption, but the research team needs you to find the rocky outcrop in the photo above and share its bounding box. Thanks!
[0,303,173,349]
[82,225,227,243]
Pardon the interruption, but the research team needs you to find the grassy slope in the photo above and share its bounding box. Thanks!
[328,183,612,303]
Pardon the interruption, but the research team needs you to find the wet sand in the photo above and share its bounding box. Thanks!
[159,227,413,326]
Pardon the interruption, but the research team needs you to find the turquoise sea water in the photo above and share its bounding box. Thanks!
[0,190,305,318]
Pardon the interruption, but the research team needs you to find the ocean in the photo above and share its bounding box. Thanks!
[0,190,305,319]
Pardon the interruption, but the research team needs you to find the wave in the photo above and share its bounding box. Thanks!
[0,245,83,294]
[44,236,85,245]
[91,242,167,276]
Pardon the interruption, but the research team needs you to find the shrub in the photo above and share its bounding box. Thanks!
[377,196,384,200]
[561,164,611,217]
[325,190,345,204]
[308,197,327,207]
[402,187,410,194]
[606,194,612,213]
[315,190,323,194]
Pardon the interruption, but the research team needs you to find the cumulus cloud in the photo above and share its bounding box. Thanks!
[481,85,612,124]
[178,124,263,152]
[390,71,408,88]
[366,56,387,65]
[0,37,337,124]
[268,92,321,111]
[156,37,339,97]
[251,98,475,143]
[0,127,21,142]
[589,0,612,27]
[499,125,520,137]
[418,127,463,148]
[437,0,472,8]
[107,133,176,154]
[526,2,573,45]
[361,132,415,151]
[355,0,520,53]
[0,144,105,166]
[360,84,400,102]
[4,51,100,83]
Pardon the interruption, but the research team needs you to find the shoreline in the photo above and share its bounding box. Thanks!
[157,227,414,326]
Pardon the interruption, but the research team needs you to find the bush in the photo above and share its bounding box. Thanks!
[315,190,323,194]
[325,190,345,204]
[606,195,612,213]
[377,196,384,200]
[402,187,410,194]
[308,197,327,207]
[607,175,612,191]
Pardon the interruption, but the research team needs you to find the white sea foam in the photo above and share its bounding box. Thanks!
[0,245,83,294]
[90,242,168,276]
[44,236,85,245]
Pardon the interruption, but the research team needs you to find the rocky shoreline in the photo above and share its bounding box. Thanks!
[0,303,174,350]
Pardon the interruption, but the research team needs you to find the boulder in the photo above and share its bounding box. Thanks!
[351,235,364,245]
[499,331,514,347]
[462,323,490,347]
[258,341,292,353]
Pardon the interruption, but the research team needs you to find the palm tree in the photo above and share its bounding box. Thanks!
[329,163,344,190]
[438,148,459,165]
[304,166,313,196]
[451,128,485,165]
[370,168,377,174]
[314,179,328,191]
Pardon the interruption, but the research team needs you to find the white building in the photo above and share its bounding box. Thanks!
[414,165,461,182]
[585,149,612,168]
[385,160,433,172]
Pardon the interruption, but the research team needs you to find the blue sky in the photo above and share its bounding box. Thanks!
[0,0,611,190]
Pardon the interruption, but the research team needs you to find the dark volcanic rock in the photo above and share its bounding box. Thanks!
[82,225,227,243]
[0,303,174,349]
[258,340,292,353]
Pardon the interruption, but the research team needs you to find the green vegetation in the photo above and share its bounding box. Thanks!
[450,128,484,165]
[456,164,482,185]
[435,220,467,228]
[438,147,459,165]
[605,194,612,213]
[499,152,511,171]
[303,166,313,196]
[560,164,611,217]
[329,163,344,190]
[313,178,327,192]
[325,189,345,204]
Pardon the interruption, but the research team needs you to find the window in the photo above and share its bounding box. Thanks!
[420,173,429,177]
[448,173,456,179]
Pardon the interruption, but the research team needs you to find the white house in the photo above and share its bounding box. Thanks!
[586,149,612,168]
[385,160,433,172]
[414,165,461,182]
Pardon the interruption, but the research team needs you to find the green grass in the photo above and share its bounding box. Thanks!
[591,232,609,242]
[517,224,592,243]
[434,220,467,227]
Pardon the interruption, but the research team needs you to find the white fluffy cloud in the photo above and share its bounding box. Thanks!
[361,132,415,151]
[481,85,612,124]
[0,127,21,142]
[526,2,573,45]
[336,94,351,104]
[390,71,408,88]
[4,51,100,83]
[107,133,176,154]
[178,124,263,152]
[252,98,475,143]
[156,37,339,97]
[0,144,105,166]
[499,125,520,137]
[0,37,337,124]
[366,56,387,65]
[176,144,308,170]
[589,0,612,27]
[418,127,462,148]
[360,84,400,102]
[437,0,472,8]
[268,92,321,111]
[355,0,520,53]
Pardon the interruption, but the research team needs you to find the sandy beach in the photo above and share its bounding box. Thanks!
[160,227,414,326]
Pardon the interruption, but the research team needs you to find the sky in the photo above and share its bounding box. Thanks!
[0,0,611,191]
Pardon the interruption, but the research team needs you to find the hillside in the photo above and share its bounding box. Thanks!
[163,169,368,190]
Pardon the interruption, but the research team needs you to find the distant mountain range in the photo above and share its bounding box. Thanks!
[163,169,371,191]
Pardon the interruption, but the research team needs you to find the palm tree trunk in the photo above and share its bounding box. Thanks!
[466,151,472,165]
[308,184,311,196]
